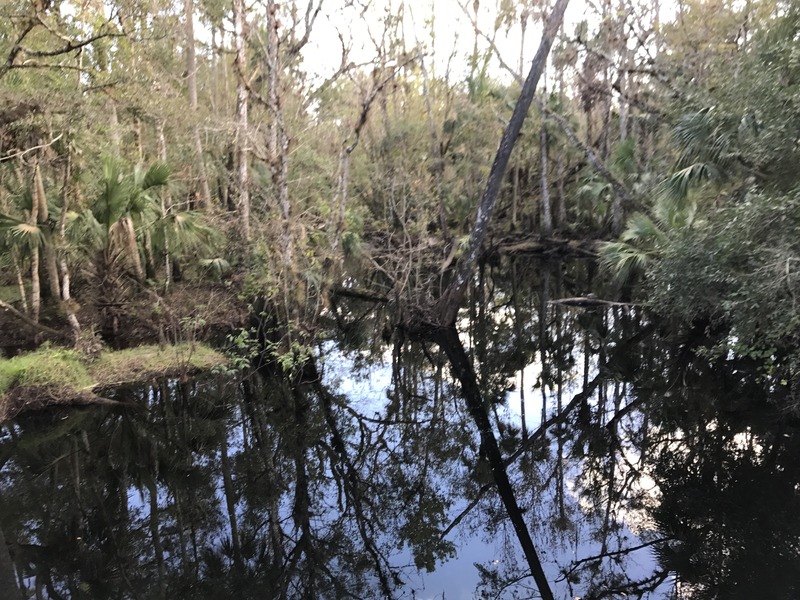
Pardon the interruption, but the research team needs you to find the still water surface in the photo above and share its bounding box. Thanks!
[2,258,799,599]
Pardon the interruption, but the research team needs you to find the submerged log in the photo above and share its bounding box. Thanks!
[492,236,599,259]
[549,296,635,308]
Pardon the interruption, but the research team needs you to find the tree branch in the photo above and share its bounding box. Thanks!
[0,134,63,163]
[0,300,65,339]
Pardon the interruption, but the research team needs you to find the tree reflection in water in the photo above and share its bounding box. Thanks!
[2,257,800,599]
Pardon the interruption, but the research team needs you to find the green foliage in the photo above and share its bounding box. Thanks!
[646,189,800,388]
[0,348,92,396]
[0,343,227,412]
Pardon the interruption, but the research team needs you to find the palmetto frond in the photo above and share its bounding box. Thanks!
[621,212,667,245]
[656,163,714,217]
[138,162,171,191]
[0,213,45,249]
[95,159,132,231]
[151,210,216,255]
[72,208,106,250]
[578,179,612,201]
[93,158,167,233]
[199,257,231,279]
[599,240,653,284]
[661,108,738,212]
[600,211,670,284]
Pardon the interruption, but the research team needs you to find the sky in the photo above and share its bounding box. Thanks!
[298,0,595,87]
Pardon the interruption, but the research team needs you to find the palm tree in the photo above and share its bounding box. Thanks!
[0,181,48,323]
[75,158,169,335]
[599,108,731,284]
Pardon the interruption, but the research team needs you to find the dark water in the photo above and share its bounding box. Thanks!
[2,257,800,599]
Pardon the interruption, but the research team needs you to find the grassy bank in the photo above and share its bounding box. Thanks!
[0,343,229,422]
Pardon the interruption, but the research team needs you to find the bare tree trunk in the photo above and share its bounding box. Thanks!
[233,0,250,240]
[43,245,60,299]
[210,26,219,113]
[58,154,80,340]
[0,525,22,600]
[540,127,552,236]
[33,164,61,302]
[12,248,28,314]
[266,0,293,271]
[157,123,173,290]
[435,0,570,325]
[184,0,212,210]
[557,154,566,226]
[121,216,145,281]
[29,163,42,323]
[108,98,122,151]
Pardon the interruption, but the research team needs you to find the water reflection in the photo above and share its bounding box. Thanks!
[2,257,800,599]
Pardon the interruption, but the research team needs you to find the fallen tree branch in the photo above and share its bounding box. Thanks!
[0,134,63,163]
[493,237,599,259]
[0,300,65,339]
[549,297,636,308]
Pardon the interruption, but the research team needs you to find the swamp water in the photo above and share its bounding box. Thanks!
[2,257,800,599]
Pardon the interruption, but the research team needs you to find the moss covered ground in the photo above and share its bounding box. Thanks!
[0,343,228,421]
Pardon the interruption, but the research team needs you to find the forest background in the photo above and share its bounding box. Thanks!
[2,0,800,405]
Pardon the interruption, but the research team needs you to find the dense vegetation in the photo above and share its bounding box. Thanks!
[0,3,793,334]
[3,0,797,370]
[3,0,800,598]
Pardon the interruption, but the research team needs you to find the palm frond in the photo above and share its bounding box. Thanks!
[139,162,171,191]
[152,210,217,254]
[612,138,636,176]
[656,162,715,215]
[199,257,230,279]
[71,208,106,250]
[621,212,667,244]
[6,222,45,248]
[95,164,130,231]
[598,240,652,284]
[578,180,612,201]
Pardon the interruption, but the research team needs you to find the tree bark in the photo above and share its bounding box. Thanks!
[265,0,293,271]
[29,163,42,323]
[232,0,250,240]
[157,122,174,290]
[58,154,80,340]
[11,248,28,314]
[540,127,552,236]
[184,0,212,210]
[435,0,570,325]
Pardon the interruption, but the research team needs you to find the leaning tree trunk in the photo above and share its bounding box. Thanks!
[403,2,571,598]
[436,325,555,600]
[435,0,570,326]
